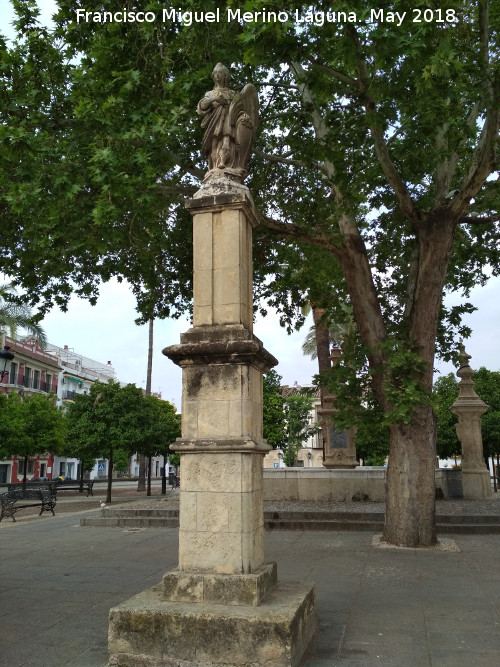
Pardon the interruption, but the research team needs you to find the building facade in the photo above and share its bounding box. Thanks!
[0,334,62,484]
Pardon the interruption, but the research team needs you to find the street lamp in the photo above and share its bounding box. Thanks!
[0,346,15,381]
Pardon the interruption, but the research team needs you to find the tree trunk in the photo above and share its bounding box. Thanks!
[146,318,153,395]
[383,405,437,547]
[137,318,153,492]
[147,457,151,496]
[106,448,113,504]
[311,305,332,461]
[383,219,454,547]
[22,455,28,488]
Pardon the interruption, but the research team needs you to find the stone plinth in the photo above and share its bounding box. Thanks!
[451,345,491,499]
[109,581,317,667]
[319,396,357,469]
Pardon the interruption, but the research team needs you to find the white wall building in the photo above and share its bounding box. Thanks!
[46,343,116,479]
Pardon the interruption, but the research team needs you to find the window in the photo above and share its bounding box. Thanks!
[45,374,51,392]
[23,366,31,388]
[33,369,40,390]
[18,460,35,475]
[9,362,17,385]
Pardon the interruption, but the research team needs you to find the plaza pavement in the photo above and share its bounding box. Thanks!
[1,489,500,666]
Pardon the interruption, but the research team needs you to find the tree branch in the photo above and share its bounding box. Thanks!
[347,26,419,223]
[460,214,500,225]
[256,212,342,256]
[254,148,307,167]
[309,59,361,91]
[449,1,499,217]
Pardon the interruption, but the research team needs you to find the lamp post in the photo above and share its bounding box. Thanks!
[0,345,15,382]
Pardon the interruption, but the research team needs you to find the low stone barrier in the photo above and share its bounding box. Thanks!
[263,467,458,502]
[263,467,386,502]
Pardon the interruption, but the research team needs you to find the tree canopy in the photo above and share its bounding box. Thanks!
[1,391,65,483]
[65,379,180,500]
[2,0,499,546]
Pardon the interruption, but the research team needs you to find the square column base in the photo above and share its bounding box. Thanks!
[163,562,277,607]
[462,469,492,499]
[109,581,317,667]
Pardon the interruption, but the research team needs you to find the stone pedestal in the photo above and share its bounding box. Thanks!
[451,345,491,500]
[108,183,317,666]
[318,347,357,469]
[320,395,357,469]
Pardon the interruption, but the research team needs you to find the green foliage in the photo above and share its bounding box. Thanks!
[113,448,130,474]
[0,392,65,476]
[433,367,500,459]
[432,373,461,459]
[262,370,286,448]
[0,284,47,346]
[355,415,390,466]
[168,452,180,469]
[136,394,181,458]
[282,392,318,466]
[64,380,181,469]
[263,370,318,464]
[474,367,500,457]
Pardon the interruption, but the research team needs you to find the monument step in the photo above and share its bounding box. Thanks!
[81,516,179,528]
[80,508,500,533]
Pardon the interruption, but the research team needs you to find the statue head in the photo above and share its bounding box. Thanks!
[212,63,229,87]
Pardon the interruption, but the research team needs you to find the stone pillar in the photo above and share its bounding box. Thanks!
[163,187,278,593]
[319,347,357,469]
[108,177,317,667]
[451,344,491,499]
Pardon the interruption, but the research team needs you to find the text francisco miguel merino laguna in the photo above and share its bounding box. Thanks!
[75,7,459,27]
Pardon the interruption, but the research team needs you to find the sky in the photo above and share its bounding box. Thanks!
[2,0,499,409]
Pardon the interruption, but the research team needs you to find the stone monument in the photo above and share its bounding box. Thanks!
[451,344,492,499]
[108,63,317,667]
[319,346,357,469]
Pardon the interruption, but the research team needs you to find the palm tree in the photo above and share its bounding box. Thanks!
[0,284,47,348]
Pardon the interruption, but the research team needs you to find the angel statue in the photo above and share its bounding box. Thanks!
[197,63,259,181]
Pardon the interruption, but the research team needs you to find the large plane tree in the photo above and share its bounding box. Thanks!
[1,0,499,546]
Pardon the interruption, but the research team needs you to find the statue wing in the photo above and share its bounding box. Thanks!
[228,83,259,131]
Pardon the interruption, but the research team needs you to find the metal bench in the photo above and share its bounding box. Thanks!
[55,480,94,496]
[168,473,180,488]
[0,487,57,522]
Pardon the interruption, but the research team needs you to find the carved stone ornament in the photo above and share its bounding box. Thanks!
[197,63,259,184]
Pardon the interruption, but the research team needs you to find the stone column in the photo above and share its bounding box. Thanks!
[163,185,278,595]
[108,178,317,667]
[319,347,357,469]
[451,344,491,499]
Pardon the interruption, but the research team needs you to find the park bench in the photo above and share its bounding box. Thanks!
[0,487,57,522]
[54,479,95,496]
[168,473,180,488]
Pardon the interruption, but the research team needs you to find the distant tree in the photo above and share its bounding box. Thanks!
[433,374,461,460]
[113,448,130,476]
[282,392,318,467]
[0,393,12,459]
[65,380,147,503]
[3,392,64,485]
[262,370,286,449]
[433,367,500,462]
[473,368,500,460]
[134,395,181,496]
[355,417,390,466]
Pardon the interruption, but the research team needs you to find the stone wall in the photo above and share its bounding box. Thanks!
[263,467,455,502]
[263,467,386,502]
